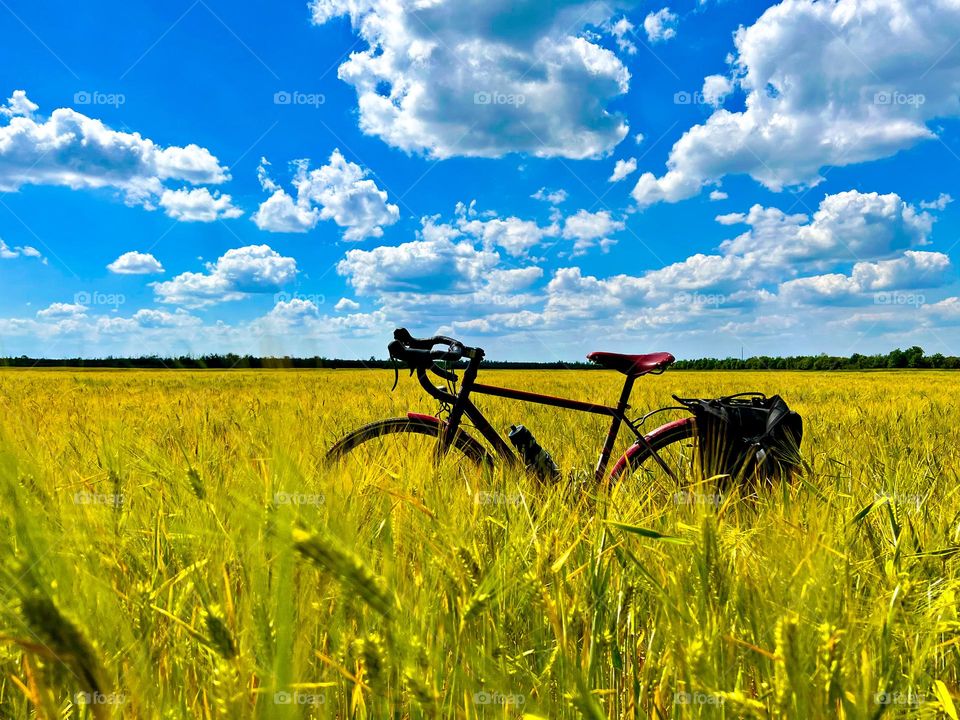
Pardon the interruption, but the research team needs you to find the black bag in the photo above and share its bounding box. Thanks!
[674,393,803,487]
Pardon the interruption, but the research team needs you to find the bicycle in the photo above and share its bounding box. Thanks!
[325,328,698,485]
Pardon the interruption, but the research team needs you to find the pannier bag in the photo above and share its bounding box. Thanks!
[673,393,803,487]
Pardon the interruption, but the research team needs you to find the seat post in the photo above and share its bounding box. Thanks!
[594,375,636,481]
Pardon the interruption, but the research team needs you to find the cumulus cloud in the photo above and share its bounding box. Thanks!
[523,189,951,336]
[266,298,322,324]
[701,75,732,107]
[531,187,568,205]
[920,193,953,211]
[561,209,624,254]
[122,308,202,329]
[632,0,960,207]
[458,214,556,257]
[0,238,45,262]
[37,302,87,320]
[334,297,360,312]
[0,90,38,119]
[334,189,942,342]
[609,17,638,55]
[252,152,399,240]
[338,234,500,296]
[643,8,678,42]
[308,0,633,159]
[0,91,230,212]
[152,245,297,308]
[159,187,242,222]
[609,157,638,182]
[107,251,165,275]
[709,190,728,201]
[779,251,952,305]
[717,191,934,269]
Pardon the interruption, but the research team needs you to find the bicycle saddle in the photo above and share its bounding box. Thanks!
[586,351,675,376]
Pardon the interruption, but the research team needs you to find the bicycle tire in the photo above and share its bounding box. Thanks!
[608,417,696,484]
[325,416,493,468]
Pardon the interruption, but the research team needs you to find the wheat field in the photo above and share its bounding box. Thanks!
[0,368,958,719]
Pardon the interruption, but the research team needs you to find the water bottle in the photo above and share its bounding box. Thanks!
[508,425,560,482]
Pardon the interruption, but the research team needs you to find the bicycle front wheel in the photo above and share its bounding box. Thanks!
[325,416,493,476]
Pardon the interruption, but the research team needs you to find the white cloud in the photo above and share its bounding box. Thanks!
[709,189,728,201]
[778,251,951,305]
[0,238,45,262]
[610,17,637,55]
[158,187,243,222]
[609,157,638,182]
[459,214,555,257]
[338,234,500,296]
[107,251,165,275]
[632,0,960,207]
[701,74,732,107]
[922,297,960,325]
[253,152,399,240]
[486,267,543,293]
[531,187,568,205]
[37,302,86,320]
[920,193,953,211]
[851,251,951,291]
[330,189,944,346]
[0,91,229,210]
[718,191,934,269]
[266,298,322,324]
[308,0,634,159]
[0,90,38,119]
[643,8,678,42]
[152,245,298,308]
[125,308,201,329]
[561,209,625,254]
[334,297,360,312]
[253,189,320,234]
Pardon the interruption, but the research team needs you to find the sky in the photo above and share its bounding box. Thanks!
[1,0,959,361]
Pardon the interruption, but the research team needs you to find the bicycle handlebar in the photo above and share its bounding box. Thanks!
[389,328,477,363]
[388,328,484,389]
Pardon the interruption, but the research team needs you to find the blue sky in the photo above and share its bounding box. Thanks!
[1,0,959,360]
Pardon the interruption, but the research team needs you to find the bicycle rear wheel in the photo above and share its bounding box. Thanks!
[325,416,493,476]
[610,418,703,497]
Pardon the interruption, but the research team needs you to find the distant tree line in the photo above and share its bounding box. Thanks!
[670,346,955,370]
[0,354,595,370]
[0,346,955,370]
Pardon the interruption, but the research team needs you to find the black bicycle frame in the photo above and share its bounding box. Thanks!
[414,350,678,482]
